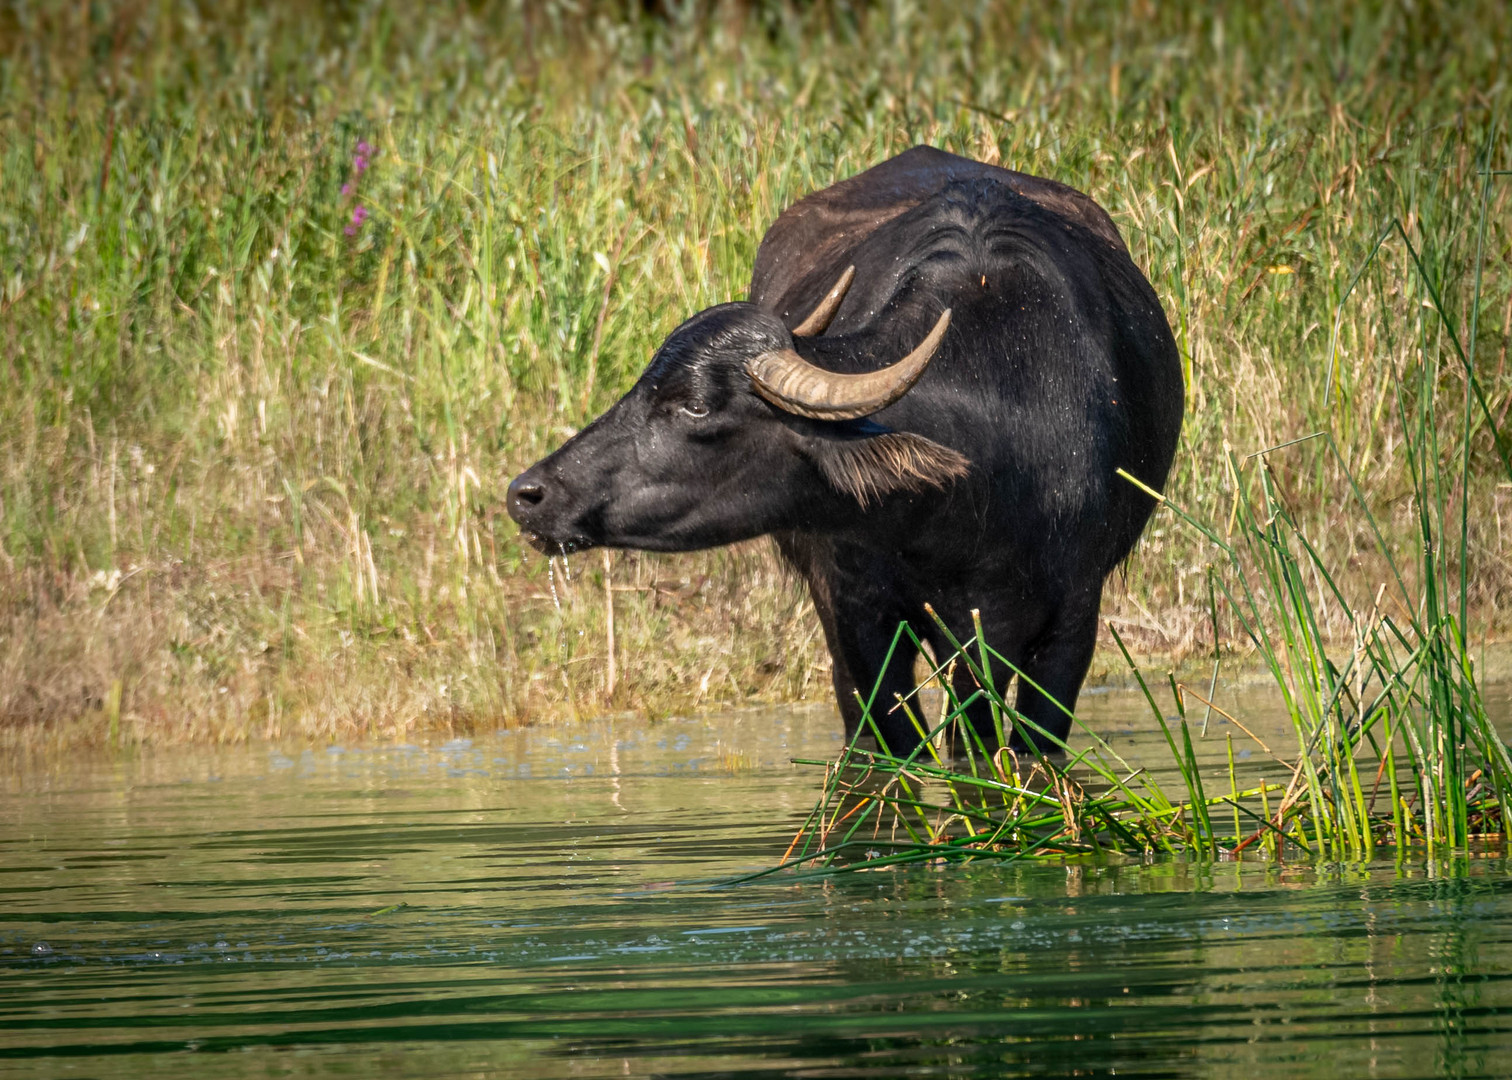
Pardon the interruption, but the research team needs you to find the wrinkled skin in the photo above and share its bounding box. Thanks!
[509,147,1184,754]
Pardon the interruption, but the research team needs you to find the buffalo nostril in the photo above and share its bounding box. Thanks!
[506,475,548,523]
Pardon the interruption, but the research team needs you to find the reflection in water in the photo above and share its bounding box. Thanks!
[1,693,1510,1078]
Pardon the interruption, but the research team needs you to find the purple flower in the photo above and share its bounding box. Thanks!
[341,141,375,236]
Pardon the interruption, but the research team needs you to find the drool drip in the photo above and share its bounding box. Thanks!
[546,556,562,613]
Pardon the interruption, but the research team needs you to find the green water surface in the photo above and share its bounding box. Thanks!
[3,696,1511,1078]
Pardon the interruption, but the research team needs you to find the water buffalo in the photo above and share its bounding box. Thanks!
[508,146,1183,753]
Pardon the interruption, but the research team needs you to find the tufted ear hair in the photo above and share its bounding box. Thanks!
[807,427,970,507]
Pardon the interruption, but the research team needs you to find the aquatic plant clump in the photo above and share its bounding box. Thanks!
[779,622,1509,872]
[778,606,1507,875]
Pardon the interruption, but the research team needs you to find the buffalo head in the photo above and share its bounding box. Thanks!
[506,269,968,554]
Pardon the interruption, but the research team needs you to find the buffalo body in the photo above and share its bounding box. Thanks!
[509,146,1183,752]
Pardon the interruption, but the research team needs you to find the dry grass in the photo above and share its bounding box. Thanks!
[2,1,1509,748]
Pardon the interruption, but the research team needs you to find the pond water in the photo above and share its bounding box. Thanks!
[3,690,1512,1079]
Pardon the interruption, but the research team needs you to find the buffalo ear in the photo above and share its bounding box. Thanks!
[810,430,970,506]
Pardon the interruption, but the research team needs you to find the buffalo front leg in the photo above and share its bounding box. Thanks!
[826,611,927,755]
[780,536,927,755]
[809,590,927,755]
[1010,587,1103,751]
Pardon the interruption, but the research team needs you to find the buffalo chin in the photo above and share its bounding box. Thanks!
[521,531,597,556]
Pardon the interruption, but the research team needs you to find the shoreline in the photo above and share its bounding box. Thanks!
[5,607,1507,755]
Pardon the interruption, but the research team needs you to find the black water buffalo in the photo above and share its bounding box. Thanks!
[507,146,1183,753]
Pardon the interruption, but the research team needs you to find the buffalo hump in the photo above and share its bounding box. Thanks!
[753,145,1129,326]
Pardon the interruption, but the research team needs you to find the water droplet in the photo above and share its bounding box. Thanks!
[30,942,52,957]
[547,558,562,612]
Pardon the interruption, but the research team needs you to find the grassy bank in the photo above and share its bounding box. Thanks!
[2,1,1510,747]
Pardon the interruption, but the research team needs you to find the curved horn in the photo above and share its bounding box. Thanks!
[791,265,856,336]
[749,308,951,421]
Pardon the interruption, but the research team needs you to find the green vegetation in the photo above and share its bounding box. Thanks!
[778,482,1510,871]
[2,1,1509,747]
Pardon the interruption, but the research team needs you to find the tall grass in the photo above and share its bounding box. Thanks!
[1,1,1510,746]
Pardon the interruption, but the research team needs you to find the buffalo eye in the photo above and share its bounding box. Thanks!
[680,402,710,419]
